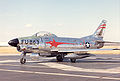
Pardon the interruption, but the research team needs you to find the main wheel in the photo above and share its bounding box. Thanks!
[70,59,76,63]
[20,58,26,64]
[56,55,63,62]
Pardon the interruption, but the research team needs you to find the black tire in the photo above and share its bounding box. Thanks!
[20,58,26,64]
[70,59,76,63]
[56,55,63,62]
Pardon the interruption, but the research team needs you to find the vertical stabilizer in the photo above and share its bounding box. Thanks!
[93,20,107,38]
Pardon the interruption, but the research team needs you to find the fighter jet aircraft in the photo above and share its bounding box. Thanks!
[8,20,120,64]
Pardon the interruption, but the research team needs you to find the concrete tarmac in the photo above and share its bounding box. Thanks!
[0,54,120,81]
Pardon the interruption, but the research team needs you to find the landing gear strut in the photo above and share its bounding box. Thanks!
[56,55,63,62]
[20,51,26,64]
[70,59,76,63]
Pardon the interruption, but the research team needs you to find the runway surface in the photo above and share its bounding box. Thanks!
[0,54,120,81]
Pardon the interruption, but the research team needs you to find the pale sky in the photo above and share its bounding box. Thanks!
[0,0,120,43]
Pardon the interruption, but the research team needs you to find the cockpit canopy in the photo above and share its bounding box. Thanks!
[33,31,57,37]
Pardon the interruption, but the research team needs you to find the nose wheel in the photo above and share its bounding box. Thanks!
[20,58,26,64]
[20,51,26,64]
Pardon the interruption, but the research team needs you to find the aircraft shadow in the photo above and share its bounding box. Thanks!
[29,59,120,64]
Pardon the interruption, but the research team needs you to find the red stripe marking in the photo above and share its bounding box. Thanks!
[97,24,106,30]
[46,39,75,48]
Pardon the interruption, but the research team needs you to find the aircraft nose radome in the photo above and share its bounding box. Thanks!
[8,38,19,47]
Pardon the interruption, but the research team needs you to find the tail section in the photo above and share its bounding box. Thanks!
[93,20,107,38]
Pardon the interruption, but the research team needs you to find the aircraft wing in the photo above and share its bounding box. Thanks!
[58,48,120,53]
[96,40,120,44]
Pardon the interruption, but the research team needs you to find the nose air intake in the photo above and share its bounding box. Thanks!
[8,38,19,47]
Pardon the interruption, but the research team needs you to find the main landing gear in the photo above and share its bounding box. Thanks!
[56,55,64,62]
[70,59,76,63]
[20,51,26,64]
[56,54,76,63]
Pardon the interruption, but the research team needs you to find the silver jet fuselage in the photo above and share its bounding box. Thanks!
[15,33,103,54]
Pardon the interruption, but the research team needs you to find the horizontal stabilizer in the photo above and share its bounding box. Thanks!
[96,40,120,44]
[58,48,120,53]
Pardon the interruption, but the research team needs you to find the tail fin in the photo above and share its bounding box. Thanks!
[93,20,107,38]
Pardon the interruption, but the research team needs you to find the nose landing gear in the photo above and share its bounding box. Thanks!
[20,51,26,64]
